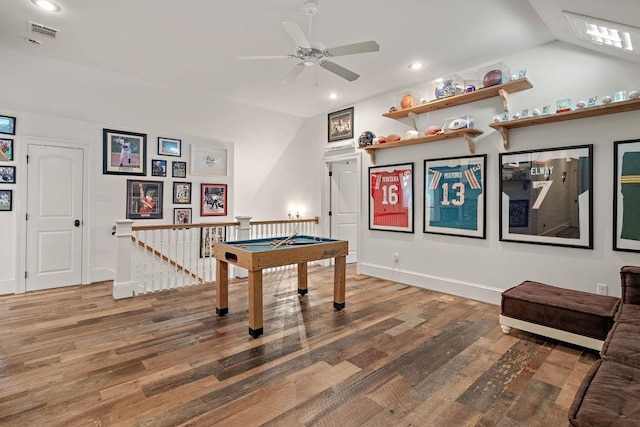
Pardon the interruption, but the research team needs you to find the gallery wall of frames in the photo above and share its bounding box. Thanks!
[101,128,229,224]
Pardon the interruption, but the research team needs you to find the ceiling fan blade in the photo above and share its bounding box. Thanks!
[326,40,379,57]
[237,55,291,60]
[319,60,360,82]
[281,63,305,84]
[282,22,311,48]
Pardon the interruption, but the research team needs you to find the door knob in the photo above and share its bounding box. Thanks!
[74,219,81,227]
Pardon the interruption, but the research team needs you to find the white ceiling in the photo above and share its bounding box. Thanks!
[0,0,638,118]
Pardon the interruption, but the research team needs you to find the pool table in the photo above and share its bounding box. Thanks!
[212,235,349,338]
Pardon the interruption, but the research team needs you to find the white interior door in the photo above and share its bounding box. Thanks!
[330,160,358,263]
[26,145,84,291]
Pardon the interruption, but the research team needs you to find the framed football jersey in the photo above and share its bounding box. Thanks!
[369,163,414,233]
[424,154,486,238]
[499,145,593,249]
[614,139,640,253]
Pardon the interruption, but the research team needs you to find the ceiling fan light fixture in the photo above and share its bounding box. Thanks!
[303,60,315,67]
[408,61,424,70]
[31,0,61,12]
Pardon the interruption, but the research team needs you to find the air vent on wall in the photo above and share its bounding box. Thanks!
[27,21,59,39]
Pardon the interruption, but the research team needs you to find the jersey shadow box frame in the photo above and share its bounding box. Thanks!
[499,145,593,249]
[613,139,640,253]
[368,162,414,233]
[424,154,487,239]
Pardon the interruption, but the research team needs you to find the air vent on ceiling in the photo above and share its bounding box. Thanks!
[27,21,59,39]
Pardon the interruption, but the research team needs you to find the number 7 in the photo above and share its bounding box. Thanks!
[531,181,553,209]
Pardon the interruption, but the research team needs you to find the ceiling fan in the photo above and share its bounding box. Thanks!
[238,1,379,83]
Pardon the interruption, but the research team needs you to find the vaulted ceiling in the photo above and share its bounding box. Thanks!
[0,0,638,118]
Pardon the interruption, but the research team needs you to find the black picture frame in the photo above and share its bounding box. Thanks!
[172,161,187,178]
[200,226,226,258]
[173,207,192,224]
[368,162,414,233]
[173,182,192,204]
[613,139,640,253]
[423,154,486,239]
[126,179,163,219]
[499,145,593,249]
[0,189,12,211]
[328,107,354,142]
[0,165,16,184]
[0,138,14,161]
[158,137,182,157]
[151,159,167,177]
[103,129,147,176]
[0,115,16,135]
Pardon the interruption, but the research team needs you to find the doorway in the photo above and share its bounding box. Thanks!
[25,144,85,291]
[328,156,359,263]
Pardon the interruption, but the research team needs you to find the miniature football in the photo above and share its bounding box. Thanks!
[386,134,401,142]
[400,94,417,109]
[482,69,502,87]
[425,125,442,135]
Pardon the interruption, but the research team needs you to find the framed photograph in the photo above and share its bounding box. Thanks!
[173,207,192,225]
[172,161,187,178]
[191,145,227,177]
[0,138,13,161]
[158,137,181,157]
[151,159,167,177]
[200,183,227,217]
[0,115,16,135]
[369,163,414,233]
[0,189,12,211]
[499,145,593,249]
[614,139,640,252]
[200,226,226,258]
[424,154,486,238]
[328,107,354,142]
[126,180,163,219]
[173,182,192,204]
[0,166,16,183]
[103,129,147,176]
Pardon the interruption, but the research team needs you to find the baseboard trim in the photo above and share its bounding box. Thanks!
[91,267,115,283]
[358,262,502,305]
[0,279,15,295]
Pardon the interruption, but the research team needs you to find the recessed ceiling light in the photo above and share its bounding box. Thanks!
[327,92,340,100]
[31,0,61,12]
[408,61,424,70]
[563,11,636,53]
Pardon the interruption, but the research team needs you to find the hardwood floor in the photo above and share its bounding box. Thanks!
[0,265,597,426]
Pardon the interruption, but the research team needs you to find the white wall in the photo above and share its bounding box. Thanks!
[316,41,640,304]
[0,47,311,293]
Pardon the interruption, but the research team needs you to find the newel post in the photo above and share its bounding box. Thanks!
[232,216,252,278]
[112,219,139,299]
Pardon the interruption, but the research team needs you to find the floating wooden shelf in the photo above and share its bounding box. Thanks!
[363,128,483,164]
[489,98,640,150]
[382,78,533,120]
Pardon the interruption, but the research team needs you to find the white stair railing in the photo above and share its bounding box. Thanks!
[113,217,319,298]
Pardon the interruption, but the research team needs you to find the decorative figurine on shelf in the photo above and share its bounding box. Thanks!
[518,69,527,78]
[358,131,376,147]
[587,96,598,107]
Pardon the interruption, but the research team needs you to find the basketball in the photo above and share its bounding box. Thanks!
[482,70,502,87]
[425,125,441,135]
[400,94,417,109]
[386,134,401,142]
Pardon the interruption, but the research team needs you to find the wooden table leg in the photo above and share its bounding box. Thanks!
[215,259,228,316]
[297,262,308,295]
[248,270,263,338]
[333,255,346,310]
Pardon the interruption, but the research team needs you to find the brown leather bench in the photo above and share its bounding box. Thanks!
[500,280,620,351]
